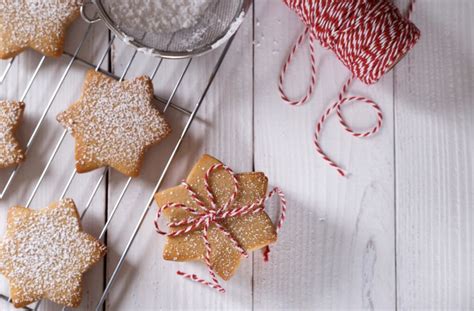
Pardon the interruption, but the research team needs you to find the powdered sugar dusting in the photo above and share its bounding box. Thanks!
[0,0,81,57]
[57,70,171,177]
[0,100,25,168]
[108,0,213,34]
[156,155,277,280]
[0,198,106,308]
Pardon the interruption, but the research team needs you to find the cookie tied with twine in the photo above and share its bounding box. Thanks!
[154,154,287,292]
[278,0,420,176]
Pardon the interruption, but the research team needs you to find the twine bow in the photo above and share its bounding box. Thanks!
[154,163,287,293]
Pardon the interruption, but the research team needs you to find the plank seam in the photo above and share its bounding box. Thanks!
[393,58,398,311]
[251,3,256,310]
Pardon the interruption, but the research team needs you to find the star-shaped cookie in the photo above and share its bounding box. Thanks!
[0,0,80,59]
[0,198,106,308]
[57,70,171,177]
[154,154,277,280]
[0,100,25,168]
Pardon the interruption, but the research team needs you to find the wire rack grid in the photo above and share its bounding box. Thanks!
[0,17,236,310]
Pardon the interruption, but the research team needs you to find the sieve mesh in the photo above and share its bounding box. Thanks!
[96,0,245,57]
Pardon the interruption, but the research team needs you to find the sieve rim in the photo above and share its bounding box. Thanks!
[90,0,252,59]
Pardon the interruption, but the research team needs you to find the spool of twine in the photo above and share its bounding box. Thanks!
[278,0,420,176]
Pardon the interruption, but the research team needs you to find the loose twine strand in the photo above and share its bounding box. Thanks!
[278,0,419,176]
[154,163,287,293]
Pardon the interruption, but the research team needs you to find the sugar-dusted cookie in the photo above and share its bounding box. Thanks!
[57,70,171,177]
[0,198,106,308]
[0,100,25,168]
[0,0,80,59]
[154,154,277,281]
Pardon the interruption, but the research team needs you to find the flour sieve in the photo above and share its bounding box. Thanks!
[81,0,252,59]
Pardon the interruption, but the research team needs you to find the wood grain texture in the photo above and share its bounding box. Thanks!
[253,1,396,309]
[0,1,472,310]
[395,1,473,309]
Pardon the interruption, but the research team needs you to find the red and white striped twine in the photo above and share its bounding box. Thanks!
[278,28,317,106]
[278,0,420,176]
[154,163,287,293]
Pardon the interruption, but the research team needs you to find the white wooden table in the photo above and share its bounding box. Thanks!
[0,0,472,310]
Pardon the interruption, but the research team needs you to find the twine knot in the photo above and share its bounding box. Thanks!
[154,163,287,292]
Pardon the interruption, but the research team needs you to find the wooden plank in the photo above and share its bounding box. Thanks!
[0,21,110,310]
[253,1,396,309]
[103,9,255,310]
[395,1,473,309]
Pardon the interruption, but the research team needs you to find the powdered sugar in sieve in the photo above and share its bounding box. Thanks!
[109,0,213,34]
[88,0,251,58]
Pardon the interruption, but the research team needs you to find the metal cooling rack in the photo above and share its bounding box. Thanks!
[0,19,235,310]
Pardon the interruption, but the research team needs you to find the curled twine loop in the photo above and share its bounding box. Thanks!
[278,28,317,106]
[278,0,417,176]
[154,163,287,293]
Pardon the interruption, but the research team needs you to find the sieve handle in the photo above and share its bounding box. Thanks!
[80,0,101,24]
